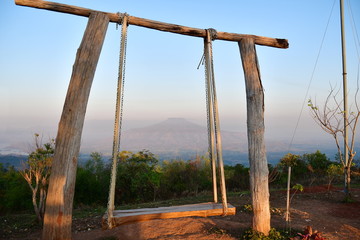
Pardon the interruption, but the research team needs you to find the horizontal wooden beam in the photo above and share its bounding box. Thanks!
[15,0,289,49]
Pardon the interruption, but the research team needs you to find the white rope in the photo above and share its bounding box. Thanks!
[107,13,129,229]
[204,28,228,214]
[204,30,218,204]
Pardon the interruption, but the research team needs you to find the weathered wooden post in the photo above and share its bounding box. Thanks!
[239,38,270,235]
[42,12,109,240]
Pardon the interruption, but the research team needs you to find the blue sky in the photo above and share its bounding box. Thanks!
[1,0,360,154]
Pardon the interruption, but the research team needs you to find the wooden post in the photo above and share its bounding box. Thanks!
[239,38,270,235]
[285,166,291,223]
[42,12,109,240]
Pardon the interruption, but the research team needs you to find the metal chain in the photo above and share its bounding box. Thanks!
[117,13,128,151]
[205,28,228,214]
[107,13,128,229]
[204,42,212,163]
[208,34,219,143]
[204,29,218,203]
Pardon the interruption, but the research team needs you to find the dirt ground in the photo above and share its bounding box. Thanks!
[4,186,360,240]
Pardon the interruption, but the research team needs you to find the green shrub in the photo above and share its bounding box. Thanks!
[0,165,32,213]
[75,152,110,206]
[242,228,286,240]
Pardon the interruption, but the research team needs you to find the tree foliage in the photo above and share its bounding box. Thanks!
[75,152,110,205]
[0,164,31,213]
[116,150,161,203]
[3,148,360,215]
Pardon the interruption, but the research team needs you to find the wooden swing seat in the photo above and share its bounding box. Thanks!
[102,202,236,229]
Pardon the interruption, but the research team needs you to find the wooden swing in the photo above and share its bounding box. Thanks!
[103,16,235,229]
[14,1,288,238]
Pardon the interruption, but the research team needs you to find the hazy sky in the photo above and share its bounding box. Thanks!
[1,0,360,153]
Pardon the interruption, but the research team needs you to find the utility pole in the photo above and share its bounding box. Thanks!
[340,0,349,194]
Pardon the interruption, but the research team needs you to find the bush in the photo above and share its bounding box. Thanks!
[159,157,212,199]
[275,151,334,187]
[303,150,332,185]
[242,228,286,240]
[0,165,32,213]
[225,164,249,191]
[75,152,110,206]
[116,150,161,203]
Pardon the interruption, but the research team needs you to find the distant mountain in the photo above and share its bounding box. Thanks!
[79,118,290,165]
[121,118,210,152]
[2,118,340,167]
[0,154,27,169]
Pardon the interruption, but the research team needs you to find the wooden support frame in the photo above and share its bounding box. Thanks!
[41,12,109,240]
[239,38,271,234]
[14,0,289,237]
[15,0,288,49]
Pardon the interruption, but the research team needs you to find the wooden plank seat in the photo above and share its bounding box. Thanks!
[102,202,236,229]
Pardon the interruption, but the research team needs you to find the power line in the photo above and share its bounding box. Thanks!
[288,0,337,152]
[347,0,360,61]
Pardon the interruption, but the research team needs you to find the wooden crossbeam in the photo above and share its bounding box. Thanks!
[15,0,289,49]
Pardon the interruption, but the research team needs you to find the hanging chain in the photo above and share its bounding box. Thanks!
[107,13,129,229]
[203,28,219,166]
[117,13,129,151]
[208,31,219,142]
[203,32,213,164]
[204,28,228,214]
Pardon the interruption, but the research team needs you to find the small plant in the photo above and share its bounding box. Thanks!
[208,226,227,235]
[292,183,304,192]
[241,204,283,216]
[270,207,283,215]
[242,204,253,212]
[286,183,304,228]
[242,228,286,240]
[291,226,327,240]
[290,184,304,204]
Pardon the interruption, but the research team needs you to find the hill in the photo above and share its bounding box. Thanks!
[80,118,290,165]
[1,118,340,167]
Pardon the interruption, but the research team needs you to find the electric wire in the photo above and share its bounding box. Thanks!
[288,0,337,152]
[346,0,360,61]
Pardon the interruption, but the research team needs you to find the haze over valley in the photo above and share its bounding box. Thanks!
[1,118,339,167]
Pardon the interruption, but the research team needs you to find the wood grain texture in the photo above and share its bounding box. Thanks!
[42,12,109,240]
[102,202,236,229]
[15,0,288,48]
[239,38,271,235]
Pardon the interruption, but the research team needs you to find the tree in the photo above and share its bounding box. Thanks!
[278,153,308,184]
[75,152,110,205]
[116,150,161,203]
[308,86,359,199]
[0,164,32,212]
[20,134,54,223]
[302,150,331,185]
[279,153,301,168]
[326,163,343,191]
[225,164,250,191]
